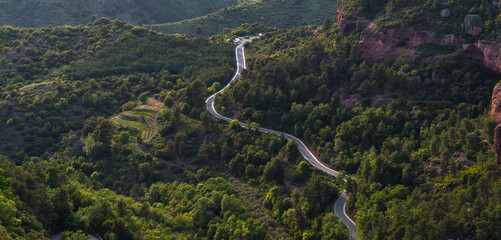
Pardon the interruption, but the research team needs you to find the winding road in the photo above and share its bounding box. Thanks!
[205,40,358,239]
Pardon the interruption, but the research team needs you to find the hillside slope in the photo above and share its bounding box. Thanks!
[150,0,338,37]
[216,19,501,239]
[0,21,350,239]
[338,0,501,41]
[0,0,256,27]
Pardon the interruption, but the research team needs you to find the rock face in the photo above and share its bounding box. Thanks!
[464,15,483,35]
[335,0,501,73]
[491,84,501,122]
[336,0,372,35]
[491,83,501,163]
[336,0,343,23]
[475,41,501,72]
[495,125,501,163]
[356,24,465,64]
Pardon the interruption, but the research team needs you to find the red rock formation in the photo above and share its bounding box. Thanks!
[475,41,501,73]
[336,0,371,35]
[494,124,501,163]
[491,83,501,123]
[336,0,343,23]
[356,24,466,64]
[491,83,501,163]
[335,1,501,73]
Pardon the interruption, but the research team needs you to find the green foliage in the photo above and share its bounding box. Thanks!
[150,0,338,37]
[65,31,234,86]
[112,108,157,141]
[342,0,501,40]
[215,19,500,239]
[413,43,457,58]
[0,3,499,239]
[0,0,253,28]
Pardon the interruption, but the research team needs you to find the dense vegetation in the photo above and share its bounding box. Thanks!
[0,0,500,239]
[0,19,350,239]
[0,0,257,27]
[216,20,501,239]
[150,0,338,37]
[340,0,501,41]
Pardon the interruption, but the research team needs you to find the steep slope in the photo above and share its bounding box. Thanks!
[215,17,501,239]
[336,0,501,73]
[149,0,337,37]
[338,0,501,41]
[0,20,350,240]
[0,0,255,27]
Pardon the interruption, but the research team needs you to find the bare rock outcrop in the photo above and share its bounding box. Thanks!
[464,15,483,35]
[495,124,501,162]
[491,83,501,162]
[491,84,501,122]
[356,24,465,64]
[335,0,501,73]
[336,0,372,35]
[475,41,501,72]
[336,0,343,23]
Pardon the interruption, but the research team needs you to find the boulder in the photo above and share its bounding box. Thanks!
[464,15,483,35]
[440,8,450,18]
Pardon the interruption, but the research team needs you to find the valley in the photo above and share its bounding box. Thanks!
[0,0,500,239]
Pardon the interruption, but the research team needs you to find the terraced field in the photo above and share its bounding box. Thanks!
[112,109,158,141]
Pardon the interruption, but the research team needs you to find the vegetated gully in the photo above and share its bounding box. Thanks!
[205,40,358,240]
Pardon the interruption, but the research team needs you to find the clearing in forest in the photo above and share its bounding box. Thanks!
[112,101,160,141]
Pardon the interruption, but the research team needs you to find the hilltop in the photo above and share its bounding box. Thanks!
[0,0,257,27]
[150,0,338,37]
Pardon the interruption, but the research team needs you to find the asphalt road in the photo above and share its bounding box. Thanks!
[205,40,357,240]
[50,233,100,240]
[335,190,358,240]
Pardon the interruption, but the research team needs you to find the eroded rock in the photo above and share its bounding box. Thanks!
[464,15,483,35]
[490,83,501,163]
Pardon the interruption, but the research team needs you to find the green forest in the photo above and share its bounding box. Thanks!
[216,18,501,239]
[0,0,256,27]
[0,0,500,239]
[0,19,350,239]
[341,0,501,40]
[149,0,337,37]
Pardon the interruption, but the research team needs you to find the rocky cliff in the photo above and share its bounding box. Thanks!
[335,0,501,73]
[491,83,501,162]
[491,84,501,122]
[356,24,465,64]
[336,0,501,161]
[474,41,501,73]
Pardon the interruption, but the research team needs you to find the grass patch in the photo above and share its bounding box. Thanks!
[112,108,158,141]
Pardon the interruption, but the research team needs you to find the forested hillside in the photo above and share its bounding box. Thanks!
[215,17,501,239]
[150,0,337,37]
[0,20,349,239]
[340,0,501,41]
[0,0,500,239]
[0,0,256,27]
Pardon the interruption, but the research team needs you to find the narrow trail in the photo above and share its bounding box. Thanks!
[205,40,358,240]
